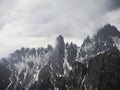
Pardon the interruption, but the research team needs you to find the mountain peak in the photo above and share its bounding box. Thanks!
[80,24,120,62]
[56,35,64,41]
[56,35,65,49]
[97,23,120,38]
[104,23,111,27]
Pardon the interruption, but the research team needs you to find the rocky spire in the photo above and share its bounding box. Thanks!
[55,35,65,60]
[50,35,65,75]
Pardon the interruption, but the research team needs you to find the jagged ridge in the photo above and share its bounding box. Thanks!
[0,24,120,90]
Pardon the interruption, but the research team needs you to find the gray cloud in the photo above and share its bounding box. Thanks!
[0,0,120,58]
[110,0,120,10]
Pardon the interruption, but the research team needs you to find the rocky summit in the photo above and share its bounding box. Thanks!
[0,24,120,90]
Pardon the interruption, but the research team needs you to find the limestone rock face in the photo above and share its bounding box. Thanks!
[1,24,120,90]
[84,49,120,90]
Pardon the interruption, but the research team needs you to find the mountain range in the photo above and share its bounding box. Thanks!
[0,24,120,90]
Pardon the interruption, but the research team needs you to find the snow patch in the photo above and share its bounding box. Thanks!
[112,37,120,50]
[63,48,72,76]
[5,48,53,90]
[76,47,81,62]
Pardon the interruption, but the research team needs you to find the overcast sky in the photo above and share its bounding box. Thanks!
[0,0,120,58]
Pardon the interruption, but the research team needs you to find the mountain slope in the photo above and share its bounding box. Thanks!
[0,24,120,90]
[84,49,120,90]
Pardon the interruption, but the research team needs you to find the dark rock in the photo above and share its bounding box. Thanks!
[84,50,120,90]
